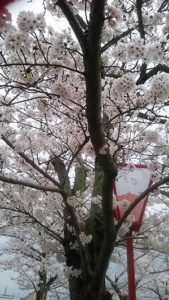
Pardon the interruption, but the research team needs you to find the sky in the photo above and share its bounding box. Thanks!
[9,0,43,13]
[0,238,22,296]
[0,234,29,297]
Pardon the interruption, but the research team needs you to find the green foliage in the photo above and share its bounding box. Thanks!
[73,166,86,194]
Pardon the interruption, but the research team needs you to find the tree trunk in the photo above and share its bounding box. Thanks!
[69,277,84,300]
[69,276,112,300]
[36,287,48,300]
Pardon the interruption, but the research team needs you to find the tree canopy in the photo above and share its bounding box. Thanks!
[0,0,169,299]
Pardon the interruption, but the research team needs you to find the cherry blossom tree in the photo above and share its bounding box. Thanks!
[0,227,66,300]
[1,0,169,299]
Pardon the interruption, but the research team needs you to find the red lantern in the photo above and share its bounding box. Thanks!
[0,0,19,27]
[113,164,153,300]
[113,164,152,231]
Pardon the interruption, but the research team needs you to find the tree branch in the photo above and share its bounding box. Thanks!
[47,275,58,288]
[0,174,60,192]
[160,189,169,197]
[138,112,166,124]
[136,0,147,83]
[57,0,85,49]
[83,1,118,295]
[136,0,145,39]
[158,0,169,12]
[137,64,169,85]
[0,205,64,243]
[105,274,122,298]
[101,27,135,53]
[0,63,84,75]
[89,0,107,52]
[1,135,62,191]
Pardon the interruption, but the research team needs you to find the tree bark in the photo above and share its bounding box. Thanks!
[68,276,112,300]
[36,270,48,300]
[69,277,84,300]
[36,289,48,300]
[61,2,117,300]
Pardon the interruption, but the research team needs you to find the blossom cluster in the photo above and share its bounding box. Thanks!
[118,214,135,237]
[50,80,70,101]
[118,199,130,209]
[149,73,169,101]
[64,266,81,278]
[113,40,167,63]
[111,74,136,94]
[79,232,92,246]
[99,143,109,155]
[17,11,46,32]
[5,30,30,50]
[105,5,122,28]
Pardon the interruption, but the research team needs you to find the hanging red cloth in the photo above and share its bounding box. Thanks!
[0,0,18,12]
[0,0,17,9]
[0,0,18,27]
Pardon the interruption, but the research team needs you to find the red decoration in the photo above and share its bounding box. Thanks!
[0,0,17,10]
[113,164,153,300]
[0,0,18,27]
[113,164,152,231]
